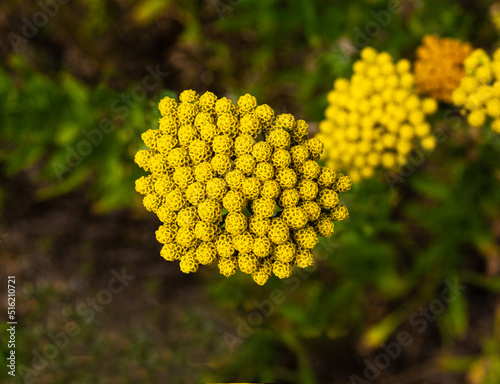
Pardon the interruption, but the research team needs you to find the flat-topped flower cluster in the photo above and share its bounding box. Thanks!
[318,47,438,182]
[135,90,350,285]
[414,35,473,103]
[452,48,500,134]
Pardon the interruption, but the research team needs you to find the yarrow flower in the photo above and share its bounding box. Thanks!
[414,35,473,103]
[135,90,351,285]
[452,48,500,134]
[318,47,438,182]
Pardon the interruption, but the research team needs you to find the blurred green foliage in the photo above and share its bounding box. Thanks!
[0,56,175,212]
[0,279,220,384]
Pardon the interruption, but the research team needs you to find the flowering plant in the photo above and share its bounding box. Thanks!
[414,35,473,103]
[452,48,500,133]
[318,47,438,182]
[135,90,350,285]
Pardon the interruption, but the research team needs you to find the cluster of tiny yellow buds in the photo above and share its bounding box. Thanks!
[452,48,500,134]
[414,35,473,103]
[318,47,438,182]
[135,90,350,285]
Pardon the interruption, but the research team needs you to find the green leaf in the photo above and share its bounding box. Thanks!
[410,175,450,201]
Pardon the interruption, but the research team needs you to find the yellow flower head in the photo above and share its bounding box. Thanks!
[318,48,438,182]
[414,35,473,103]
[135,91,350,284]
[452,47,500,133]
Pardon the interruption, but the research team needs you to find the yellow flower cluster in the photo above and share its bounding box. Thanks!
[135,90,351,285]
[318,47,438,182]
[414,35,473,103]
[452,48,500,133]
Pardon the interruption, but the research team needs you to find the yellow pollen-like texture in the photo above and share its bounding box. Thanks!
[414,35,473,103]
[452,48,500,133]
[135,90,350,285]
[318,47,438,182]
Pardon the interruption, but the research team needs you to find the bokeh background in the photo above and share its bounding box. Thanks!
[1,0,500,383]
